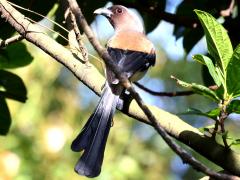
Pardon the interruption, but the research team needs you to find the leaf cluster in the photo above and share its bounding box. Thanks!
[174,10,240,146]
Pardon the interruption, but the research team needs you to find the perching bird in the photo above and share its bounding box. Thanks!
[71,5,156,177]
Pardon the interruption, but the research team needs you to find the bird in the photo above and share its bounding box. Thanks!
[71,5,156,177]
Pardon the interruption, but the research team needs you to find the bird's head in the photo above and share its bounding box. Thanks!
[94,5,144,33]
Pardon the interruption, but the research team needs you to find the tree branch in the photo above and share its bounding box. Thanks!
[134,82,194,97]
[0,34,23,47]
[64,8,88,63]
[220,0,235,17]
[0,0,240,178]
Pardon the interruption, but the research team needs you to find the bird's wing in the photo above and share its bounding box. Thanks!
[107,47,155,80]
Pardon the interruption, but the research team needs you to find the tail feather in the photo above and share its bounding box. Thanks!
[71,103,105,152]
[71,85,119,177]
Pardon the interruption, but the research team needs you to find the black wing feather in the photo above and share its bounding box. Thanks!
[107,47,155,78]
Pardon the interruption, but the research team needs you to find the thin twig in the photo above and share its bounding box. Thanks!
[221,0,235,17]
[0,34,23,47]
[69,10,88,62]
[63,7,88,63]
[134,82,194,97]
[212,118,219,139]
[8,1,69,33]
[66,0,238,179]
[219,101,229,148]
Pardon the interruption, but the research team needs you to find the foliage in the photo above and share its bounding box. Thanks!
[174,0,232,51]
[174,10,240,147]
[0,41,31,134]
[0,70,27,134]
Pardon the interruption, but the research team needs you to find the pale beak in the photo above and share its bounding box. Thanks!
[93,8,113,18]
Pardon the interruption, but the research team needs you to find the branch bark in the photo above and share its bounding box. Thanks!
[0,34,23,47]
[0,0,240,178]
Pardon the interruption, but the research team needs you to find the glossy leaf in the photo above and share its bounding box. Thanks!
[192,83,220,101]
[0,21,16,39]
[0,96,11,135]
[227,99,240,114]
[226,44,240,97]
[180,108,206,116]
[193,54,221,86]
[206,108,221,118]
[215,66,225,86]
[172,77,220,101]
[138,0,165,33]
[201,65,215,87]
[180,107,219,119]
[0,70,27,102]
[194,10,233,73]
[0,42,33,69]
[174,0,228,51]
[183,27,204,53]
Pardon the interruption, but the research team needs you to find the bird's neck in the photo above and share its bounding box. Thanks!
[113,18,144,33]
[115,26,143,33]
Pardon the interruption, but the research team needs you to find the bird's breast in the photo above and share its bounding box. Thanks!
[107,31,154,54]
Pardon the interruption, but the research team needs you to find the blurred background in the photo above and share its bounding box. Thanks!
[1,0,240,179]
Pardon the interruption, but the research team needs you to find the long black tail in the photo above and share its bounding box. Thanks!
[71,84,119,177]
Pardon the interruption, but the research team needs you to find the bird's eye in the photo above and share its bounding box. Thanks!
[116,8,122,14]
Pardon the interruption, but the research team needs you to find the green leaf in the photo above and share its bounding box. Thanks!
[193,54,221,86]
[225,135,240,147]
[0,96,11,135]
[180,107,219,119]
[227,99,240,114]
[198,124,215,134]
[230,139,240,146]
[0,20,15,39]
[180,108,206,116]
[0,70,27,102]
[215,66,225,86]
[201,65,215,87]
[192,83,220,101]
[0,42,33,69]
[139,0,166,33]
[206,108,221,118]
[172,76,220,101]
[194,10,233,73]
[183,27,204,53]
[226,44,240,97]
